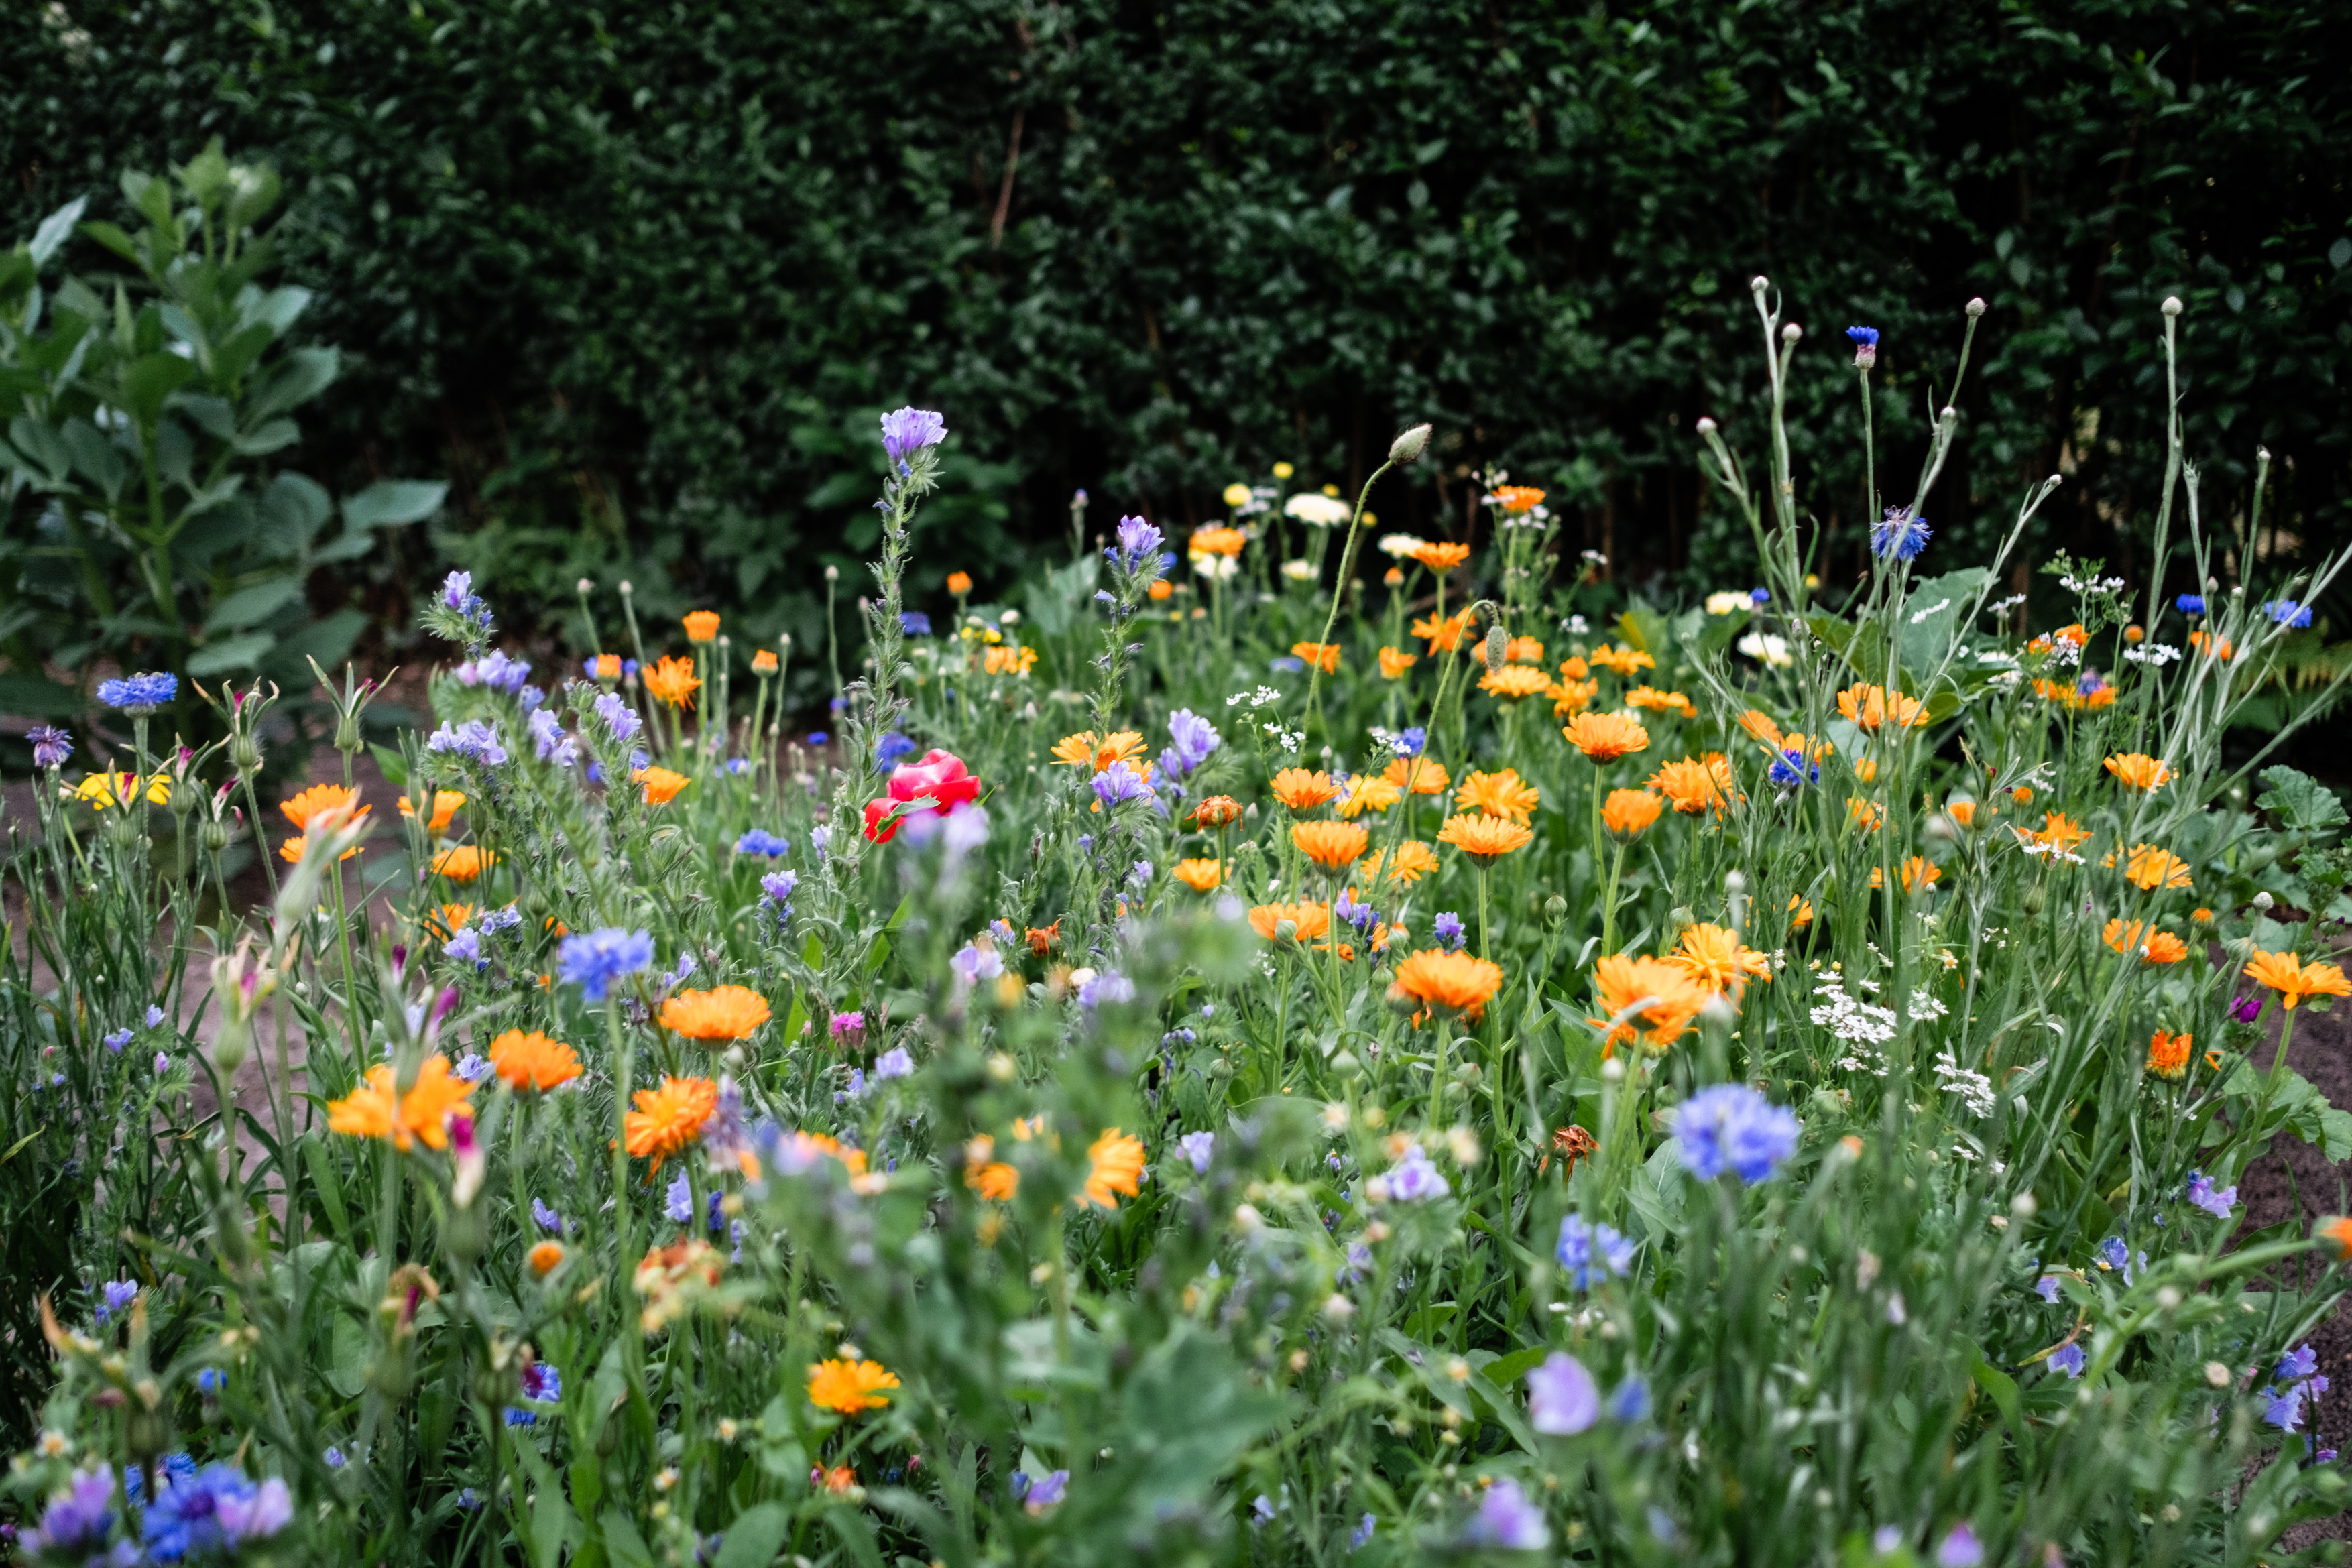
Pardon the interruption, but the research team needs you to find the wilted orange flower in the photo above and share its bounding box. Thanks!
[1334,774,1403,819]
[1362,840,1439,886]
[2104,920,2186,964]
[2244,950,2352,1010]
[1293,820,1370,869]
[1505,636,1545,664]
[644,655,701,709]
[1412,610,1474,650]
[1670,924,1772,996]
[1551,678,1600,716]
[1558,656,1590,682]
[1836,682,1928,730]
[528,1241,566,1277]
[327,1057,477,1152]
[430,845,495,882]
[1378,646,1417,679]
[1191,794,1242,826]
[1847,797,1886,833]
[1051,730,1146,771]
[682,611,720,642]
[1491,485,1545,514]
[1172,857,1223,892]
[2145,1030,2193,1081]
[1270,768,1342,810]
[635,766,691,805]
[1625,685,1696,719]
[1738,710,1784,747]
[1438,812,1533,865]
[1589,954,1710,1054]
[1787,894,1814,928]
[1602,788,1664,838]
[625,1076,719,1172]
[489,1030,583,1091]
[807,1358,900,1414]
[281,782,366,831]
[1649,755,1734,816]
[946,571,974,595]
[1383,756,1450,794]
[750,648,779,674]
[1457,768,1541,824]
[2104,753,2174,791]
[1411,542,1472,572]
[2113,843,2192,890]
[1077,1129,1147,1209]
[280,833,363,864]
[2015,812,2089,855]
[1291,641,1342,672]
[1587,644,1655,677]
[963,1135,1019,1200]
[400,789,465,833]
[1869,857,1942,892]
[660,985,772,1041]
[984,644,1038,676]
[1479,665,1553,701]
[1563,713,1649,762]
[1248,901,1331,943]
[1190,526,1248,557]
[1389,949,1505,1023]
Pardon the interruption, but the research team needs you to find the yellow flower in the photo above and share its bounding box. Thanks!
[1437,812,1533,865]
[1625,685,1696,719]
[1869,857,1942,892]
[984,644,1038,676]
[68,772,170,809]
[430,845,495,882]
[1669,924,1771,996]
[281,782,365,831]
[1077,1129,1147,1210]
[1456,768,1541,824]
[1835,682,1928,731]
[658,985,772,1041]
[2243,950,2352,1010]
[1362,841,1439,886]
[327,1057,477,1152]
[1412,542,1471,572]
[1334,775,1403,819]
[2013,812,2089,855]
[1551,678,1600,717]
[1388,949,1505,1024]
[807,1358,900,1414]
[1221,483,1252,509]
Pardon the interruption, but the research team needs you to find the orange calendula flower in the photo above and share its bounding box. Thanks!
[1411,609,1475,651]
[1172,857,1223,892]
[1051,730,1147,771]
[1869,857,1942,892]
[1248,901,1331,943]
[281,782,367,831]
[1587,644,1655,678]
[1437,812,1533,865]
[327,1057,478,1152]
[682,611,721,642]
[2104,753,2174,791]
[401,788,465,833]
[1505,636,1545,664]
[1589,954,1710,1054]
[2014,812,2089,855]
[1025,920,1061,955]
[750,648,779,674]
[2244,950,2352,1010]
[1787,894,1814,929]
[2318,1217,2352,1262]
[593,654,624,680]
[659,985,773,1041]
[625,1076,720,1171]
[1649,755,1734,816]
[527,1241,566,1277]
[280,833,363,863]
[1291,642,1342,673]
[1411,541,1472,572]
[1389,949,1505,1024]
[1189,526,1248,558]
[2103,920,2188,964]
[1557,656,1590,682]
[2189,628,2236,660]
[1077,1129,1147,1209]
[1551,678,1600,717]
[1490,485,1545,514]
[1669,924,1772,996]
[807,1358,900,1414]
[984,644,1038,676]
[1602,788,1664,839]
[426,903,477,939]
[2145,1030,2193,1081]
[1737,710,1783,747]
[1383,756,1450,795]
[946,571,974,595]
[644,655,701,709]
[1456,768,1541,824]
[963,1136,1019,1200]
[1147,579,1173,601]
[2192,907,2215,924]
[430,845,495,882]
[1946,799,1979,829]
[489,1030,584,1091]
[1836,682,1928,731]
[1479,664,1553,701]
[635,766,691,805]
[1377,646,1417,679]
[2111,843,2192,890]
[1334,774,1403,819]
[1851,757,1880,784]
[1292,820,1370,869]
[1269,768,1342,811]
[1848,798,1887,833]
[1362,840,1439,886]
[1563,713,1649,762]
[1625,685,1696,719]
[1191,794,1242,827]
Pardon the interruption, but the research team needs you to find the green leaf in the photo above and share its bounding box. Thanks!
[2257,766,2349,837]
[0,674,82,717]
[116,351,195,428]
[264,608,367,679]
[598,1507,656,1568]
[203,578,304,634]
[5,416,72,486]
[232,419,301,457]
[1897,568,1989,673]
[2272,1067,2352,1160]
[76,219,139,266]
[369,744,410,788]
[186,631,278,676]
[341,479,448,530]
[258,472,335,554]
[60,420,129,501]
[245,345,339,422]
[29,197,89,267]
[300,1136,351,1240]
[711,1504,792,1568]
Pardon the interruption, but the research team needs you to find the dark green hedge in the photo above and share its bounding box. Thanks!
[7,0,2351,673]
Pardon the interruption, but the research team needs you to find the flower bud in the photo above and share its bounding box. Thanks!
[1781,322,1802,342]
[212,1016,250,1077]
[1695,416,1717,435]
[619,579,634,595]
[1750,275,1769,294]
[1965,297,1987,318]
[1543,894,1567,924]
[576,577,594,593]
[200,819,231,853]
[1482,625,1507,672]
[1330,1050,1364,1081]
[232,736,263,774]
[2161,296,2182,318]
[1387,424,1433,465]
[825,564,839,582]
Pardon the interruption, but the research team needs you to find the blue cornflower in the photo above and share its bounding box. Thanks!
[31,1470,114,1553]
[1768,747,1820,788]
[532,1199,563,1234]
[196,1368,224,1394]
[142,1462,284,1560]
[479,905,523,934]
[2176,594,2207,615]
[1394,726,1427,758]
[735,829,790,857]
[1092,762,1154,808]
[1846,326,1879,347]
[2266,599,2314,628]
[1556,1213,1635,1289]
[103,1027,133,1052]
[96,1278,138,1324]
[1870,507,1932,562]
[506,1361,561,1427]
[900,611,932,636]
[1433,912,1466,951]
[2048,1343,2086,1379]
[594,692,642,743]
[1268,655,1305,673]
[874,732,917,766]
[556,928,654,1001]
[97,672,178,714]
[805,730,829,746]
[879,406,947,471]
[427,719,508,767]
[1608,1376,1651,1422]
[1671,1084,1800,1184]
[27,725,72,768]
[1846,325,1879,369]
[1750,587,1771,605]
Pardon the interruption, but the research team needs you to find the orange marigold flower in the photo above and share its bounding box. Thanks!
[1291,641,1342,672]
[1602,788,1664,839]
[527,1240,566,1277]
[963,1136,1020,1200]
[1670,923,1772,996]
[281,782,366,831]
[682,611,721,643]
[1589,954,1710,1054]
[430,845,495,882]
[1383,566,1405,585]
[1479,664,1553,701]
[1189,526,1248,558]
[2318,1216,2352,1262]
[2014,812,2089,855]
[2104,752,2174,791]
[750,648,779,674]
[1587,644,1655,677]
[280,833,363,864]
[1270,768,1342,811]
[807,1358,900,1414]
[2189,628,2236,660]
[1411,610,1475,650]
[2192,907,2215,924]
[400,788,465,833]
[1649,755,1734,816]
[1191,794,1243,827]
[1411,541,1472,572]
[2112,843,2192,890]
[1383,756,1450,795]
[1437,812,1533,864]
[625,1076,720,1171]
[1147,579,1173,600]
[1551,678,1600,717]
[984,644,1038,676]
[1389,949,1505,1024]
[1946,799,1979,829]
[1456,768,1541,824]
[2102,920,2188,964]
[1248,901,1331,943]
[2244,949,2352,1010]
[634,766,691,805]
[1558,656,1590,682]
[1836,682,1928,731]
[1378,646,1417,679]
[1077,1129,1147,1209]
[1787,894,1814,929]
[1491,485,1545,514]
[1293,820,1370,869]
[946,571,974,595]
[1869,857,1942,892]
[593,654,623,680]
[2145,1030,2193,1081]
[1737,709,1783,747]
[1847,797,1886,833]
[1172,857,1223,892]
[1625,685,1696,719]
[327,1057,477,1152]
[1505,636,1545,664]
[1051,730,1146,770]
[1363,840,1439,886]
[644,655,701,709]
[489,1030,584,1091]
[1334,774,1403,819]
[1852,756,1879,784]
[1025,920,1061,955]
[1563,713,1649,762]
[659,985,773,1041]
[2011,786,2035,806]
[427,903,476,939]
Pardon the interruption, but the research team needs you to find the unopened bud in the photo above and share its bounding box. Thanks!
[576,577,594,593]
[1965,297,1987,318]
[2257,446,2271,463]
[1724,869,1747,896]
[231,737,262,774]
[2253,891,2274,910]
[618,580,634,595]
[1543,894,1567,924]
[1750,275,1769,294]
[1387,424,1433,464]
[1482,625,1507,672]
[1781,322,1802,343]
[2161,296,2182,318]
[1695,416,1717,435]
[200,819,230,853]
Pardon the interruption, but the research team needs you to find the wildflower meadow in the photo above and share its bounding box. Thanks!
[7,265,2352,1568]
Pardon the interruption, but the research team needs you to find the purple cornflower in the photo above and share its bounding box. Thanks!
[32,1469,115,1552]
[1161,709,1220,778]
[1525,1351,1598,1435]
[27,725,72,768]
[899,611,932,637]
[1870,507,1932,562]
[507,1360,562,1425]
[759,870,798,922]
[1935,1523,1984,1568]
[1671,1084,1800,1184]
[2186,1170,2237,1219]
[665,1170,693,1223]
[1846,324,1879,369]
[1555,1215,1635,1290]
[145,1004,164,1028]
[736,829,790,857]
[2231,995,2263,1024]
[875,731,917,766]
[879,406,947,470]
[1376,1144,1450,1203]
[426,719,508,767]
[556,928,654,1002]
[874,1047,914,1081]
[1462,1478,1549,1551]
[1433,912,1466,951]
[96,1279,139,1324]
[532,1199,563,1234]
[1092,762,1154,808]
[2097,1236,2145,1283]
[452,1052,490,1083]
[1333,889,1380,934]
[1179,1131,1214,1172]
[97,672,178,713]
[593,691,642,743]
[2048,1343,2086,1379]
[143,1463,287,1559]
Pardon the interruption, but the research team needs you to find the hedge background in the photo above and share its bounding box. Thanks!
[7,0,2351,688]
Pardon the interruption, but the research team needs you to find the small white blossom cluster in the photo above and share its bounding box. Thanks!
[1985,593,2029,617]
[1262,722,1305,753]
[2040,638,2082,668]
[1228,686,1283,709]
[1907,597,1952,626]
[1561,613,1590,636]
[1933,1048,1996,1117]
[2056,572,2126,595]
[1987,668,2023,689]
[2123,642,2181,666]
[2019,840,2086,865]
[1813,973,1898,1075]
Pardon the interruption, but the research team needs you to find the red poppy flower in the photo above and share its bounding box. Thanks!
[864,750,983,843]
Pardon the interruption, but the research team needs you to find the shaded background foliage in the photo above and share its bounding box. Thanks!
[5,0,2351,703]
